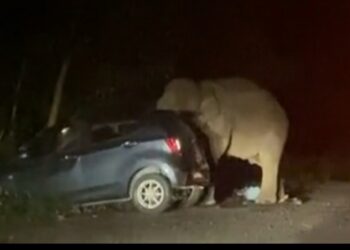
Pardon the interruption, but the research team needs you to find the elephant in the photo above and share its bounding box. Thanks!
[156,77,289,204]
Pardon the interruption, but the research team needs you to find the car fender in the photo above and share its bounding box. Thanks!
[128,160,186,196]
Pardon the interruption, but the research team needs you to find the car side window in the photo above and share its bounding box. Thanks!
[56,132,78,154]
[56,126,92,154]
[92,126,120,144]
[118,123,140,136]
[87,122,141,150]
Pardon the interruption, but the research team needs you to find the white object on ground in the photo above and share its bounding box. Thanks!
[291,197,303,205]
[236,186,261,201]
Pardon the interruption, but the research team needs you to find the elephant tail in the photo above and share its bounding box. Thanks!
[223,127,234,156]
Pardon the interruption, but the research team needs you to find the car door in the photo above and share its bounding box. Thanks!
[40,153,84,198]
[6,123,91,201]
[36,128,88,200]
[76,124,142,201]
[6,148,81,200]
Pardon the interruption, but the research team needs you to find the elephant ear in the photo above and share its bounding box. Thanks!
[199,95,221,122]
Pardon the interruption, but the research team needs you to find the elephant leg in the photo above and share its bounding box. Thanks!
[201,135,226,206]
[278,178,289,203]
[201,185,216,206]
[209,137,223,165]
[255,147,282,204]
[255,158,278,204]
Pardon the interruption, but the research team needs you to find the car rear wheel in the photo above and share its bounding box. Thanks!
[131,174,172,214]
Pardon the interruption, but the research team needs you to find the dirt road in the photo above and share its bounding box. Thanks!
[2,182,350,243]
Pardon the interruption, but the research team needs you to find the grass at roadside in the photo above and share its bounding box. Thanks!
[0,188,73,242]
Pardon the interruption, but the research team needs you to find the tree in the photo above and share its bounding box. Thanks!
[46,56,71,128]
[9,59,27,136]
[46,6,79,128]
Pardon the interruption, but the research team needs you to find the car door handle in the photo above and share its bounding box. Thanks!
[122,141,138,148]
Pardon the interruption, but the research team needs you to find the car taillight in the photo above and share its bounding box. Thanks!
[165,137,181,154]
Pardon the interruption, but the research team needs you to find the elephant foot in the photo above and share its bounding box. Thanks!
[202,199,217,207]
[255,193,289,204]
[255,194,277,204]
[200,186,216,207]
[278,194,289,204]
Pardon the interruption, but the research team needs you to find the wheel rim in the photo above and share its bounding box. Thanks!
[136,179,165,210]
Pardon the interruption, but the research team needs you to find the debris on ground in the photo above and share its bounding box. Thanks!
[56,214,65,222]
[291,197,303,205]
[235,184,304,205]
[70,206,82,215]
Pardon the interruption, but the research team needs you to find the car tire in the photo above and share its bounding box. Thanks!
[131,174,173,214]
[179,187,204,208]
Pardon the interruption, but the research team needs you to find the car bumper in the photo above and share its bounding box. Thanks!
[175,184,205,192]
[171,167,210,188]
[163,158,210,188]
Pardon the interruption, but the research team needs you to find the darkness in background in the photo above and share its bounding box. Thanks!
[1,0,350,159]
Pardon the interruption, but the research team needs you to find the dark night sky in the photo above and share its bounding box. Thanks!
[1,0,350,155]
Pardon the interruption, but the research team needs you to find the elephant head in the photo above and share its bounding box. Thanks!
[156,78,201,113]
[198,81,221,123]
[157,78,232,159]
[197,81,232,142]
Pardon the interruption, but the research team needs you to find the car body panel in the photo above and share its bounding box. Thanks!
[0,111,210,205]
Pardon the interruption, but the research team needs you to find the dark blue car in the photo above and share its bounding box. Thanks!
[0,111,210,214]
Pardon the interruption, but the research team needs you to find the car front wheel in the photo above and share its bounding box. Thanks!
[131,174,172,214]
